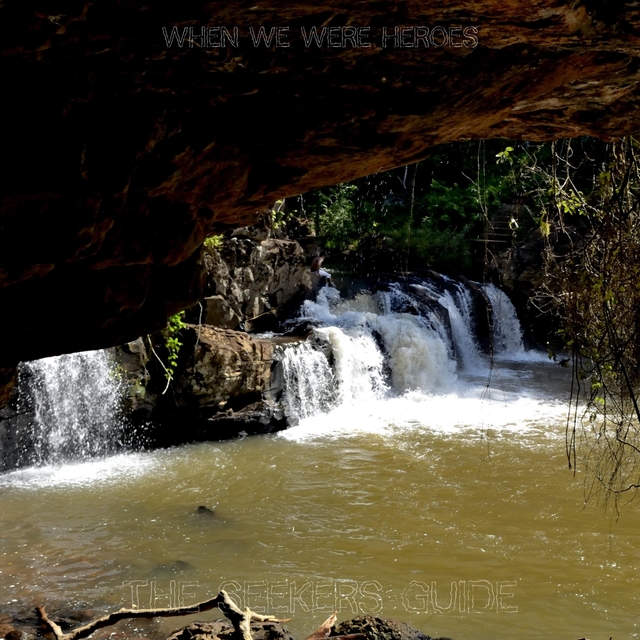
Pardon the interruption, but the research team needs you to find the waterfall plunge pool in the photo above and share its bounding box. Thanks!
[1,282,639,640]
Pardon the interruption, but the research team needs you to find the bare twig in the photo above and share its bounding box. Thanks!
[303,612,337,640]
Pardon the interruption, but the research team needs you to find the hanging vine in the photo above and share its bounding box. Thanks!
[535,137,640,511]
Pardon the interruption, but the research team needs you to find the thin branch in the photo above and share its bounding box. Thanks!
[36,590,288,640]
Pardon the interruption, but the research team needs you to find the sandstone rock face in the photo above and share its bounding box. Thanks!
[2,2,640,403]
[154,325,291,441]
[176,325,277,410]
[200,237,312,330]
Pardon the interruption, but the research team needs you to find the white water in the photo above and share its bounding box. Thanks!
[282,341,335,421]
[283,278,537,428]
[3,281,633,640]
[23,349,126,463]
[483,282,525,356]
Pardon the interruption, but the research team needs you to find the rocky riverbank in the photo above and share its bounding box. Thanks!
[0,608,450,640]
[0,216,532,472]
[0,227,317,470]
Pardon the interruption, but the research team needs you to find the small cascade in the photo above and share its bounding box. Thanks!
[22,349,127,464]
[282,275,530,423]
[282,341,335,422]
[369,313,457,393]
[446,280,485,370]
[413,276,484,371]
[316,326,387,404]
[483,283,525,356]
[379,283,453,354]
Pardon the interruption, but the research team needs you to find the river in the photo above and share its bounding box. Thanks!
[0,280,638,640]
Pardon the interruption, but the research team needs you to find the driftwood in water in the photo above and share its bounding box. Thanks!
[36,589,289,640]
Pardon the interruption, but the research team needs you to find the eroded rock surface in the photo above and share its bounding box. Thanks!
[176,326,277,409]
[141,325,290,444]
[2,2,640,402]
[198,236,312,331]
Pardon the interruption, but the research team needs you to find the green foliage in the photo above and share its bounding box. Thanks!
[204,234,223,250]
[496,146,515,164]
[271,200,288,229]
[301,140,533,272]
[315,184,359,247]
[534,137,640,508]
[163,311,187,382]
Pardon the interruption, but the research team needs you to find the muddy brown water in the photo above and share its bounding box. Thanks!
[0,359,638,640]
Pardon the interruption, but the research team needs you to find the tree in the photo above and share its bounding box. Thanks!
[534,137,640,510]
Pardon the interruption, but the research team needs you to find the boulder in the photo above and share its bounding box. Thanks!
[202,296,243,330]
[332,616,447,640]
[200,237,312,330]
[174,326,278,411]
[167,620,295,640]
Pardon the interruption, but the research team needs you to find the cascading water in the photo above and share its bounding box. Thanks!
[483,282,525,356]
[368,313,457,393]
[408,276,484,371]
[282,341,335,422]
[282,276,532,424]
[22,349,127,464]
[315,326,387,404]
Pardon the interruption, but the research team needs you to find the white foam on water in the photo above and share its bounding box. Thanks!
[279,365,568,443]
[281,279,567,443]
[0,451,157,490]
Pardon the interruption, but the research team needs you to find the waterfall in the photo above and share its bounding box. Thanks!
[483,283,525,356]
[368,313,457,393]
[282,341,335,422]
[282,275,530,423]
[22,349,127,464]
[316,326,387,404]
[409,277,484,371]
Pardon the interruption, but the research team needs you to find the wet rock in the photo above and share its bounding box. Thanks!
[196,505,216,517]
[53,608,97,628]
[0,620,18,639]
[0,368,17,410]
[204,400,287,440]
[166,620,228,640]
[332,616,445,640]
[115,340,157,422]
[167,620,296,640]
[281,318,320,338]
[202,296,243,331]
[0,365,41,473]
[244,312,281,334]
[135,326,288,445]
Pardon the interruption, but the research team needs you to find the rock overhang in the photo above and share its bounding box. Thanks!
[1,1,639,403]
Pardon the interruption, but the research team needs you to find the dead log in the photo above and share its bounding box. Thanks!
[36,590,288,640]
